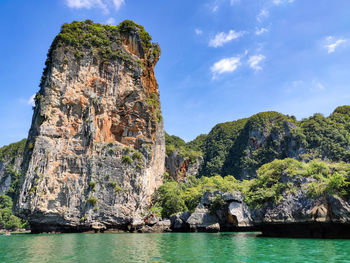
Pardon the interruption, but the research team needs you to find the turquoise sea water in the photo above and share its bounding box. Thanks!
[1,232,350,263]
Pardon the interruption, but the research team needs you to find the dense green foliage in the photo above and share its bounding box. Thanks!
[222,112,302,179]
[165,133,203,164]
[118,20,152,49]
[167,106,350,179]
[40,19,153,87]
[0,195,25,230]
[0,140,28,230]
[153,158,350,216]
[245,158,350,208]
[200,118,248,177]
[0,139,26,161]
[301,108,350,162]
[0,139,26,199]
[187,134,208,153]
[152,175,242,218]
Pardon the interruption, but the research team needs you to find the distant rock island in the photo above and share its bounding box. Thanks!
[1,20,350,238]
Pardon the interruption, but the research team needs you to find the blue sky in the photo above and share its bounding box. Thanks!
[1,0,350,147]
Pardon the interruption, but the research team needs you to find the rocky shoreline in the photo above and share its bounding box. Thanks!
[24,187,350,239]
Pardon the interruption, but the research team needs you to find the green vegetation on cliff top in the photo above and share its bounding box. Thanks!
[54,19,152,53]
[40,19,155,87]
[165,133,204,164]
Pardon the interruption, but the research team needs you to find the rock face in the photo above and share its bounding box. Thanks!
[16,20,165,232]
[0,140,26,196]
[184,191,253,232]
[250,175,350,238]
[165,150,202,181]
[186,181,350,237]
[170,184,350,237]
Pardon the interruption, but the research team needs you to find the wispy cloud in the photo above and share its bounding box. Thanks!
[257,8,269,23]
[324,36,347,53]
[211,56,241,78]
[112,0,125,10]
[195,29,203,35]
[209,30,245,47]
[255,27,268,35]
[27,95,35,107]
[248,55,265,71]
[65,0,106,10]
[286,80,304,93]
[209,0,220,12]
[256,0,294,23]
[230,0,240,4]
[65,0,125,13]
[273,0,295,5]
[312,80,325,91]
[287,80,325,93]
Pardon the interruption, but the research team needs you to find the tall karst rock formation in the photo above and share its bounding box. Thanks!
[16,20,165,232]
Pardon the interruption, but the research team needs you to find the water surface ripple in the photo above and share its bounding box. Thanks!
[1,232,350,262]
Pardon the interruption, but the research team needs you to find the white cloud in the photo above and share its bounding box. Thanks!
[211,57,241,78]
[255,27,268,35]
[273,0,295,5]
[212,5,219,12]
[112,0,125,10]
[208,0,220,13]
[312,80,325,91]
[28,95,35,107]
[230,0,240,4]
[106,17,115,24]
[65,0,125,13]
[209,30,245,47]
[287,80,325,93]
[65,0,106,9]
[257,8,269,23]
[248,54,265,71]
[195,29,203,35]
[324,36,347,53]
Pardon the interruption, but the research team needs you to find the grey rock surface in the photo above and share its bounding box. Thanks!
[16,22,165,232]
[165,150,203,181]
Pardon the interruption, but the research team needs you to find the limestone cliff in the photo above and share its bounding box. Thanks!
[164,133,205,181]
[0,140,26,197]
[199,108,350,179]
[16,20,165,232]
[165,150,202,181]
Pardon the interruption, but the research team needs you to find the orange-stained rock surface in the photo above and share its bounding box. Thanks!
[16,21,165,232]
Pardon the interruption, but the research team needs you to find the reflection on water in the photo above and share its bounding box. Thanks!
[1,232,350,263]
